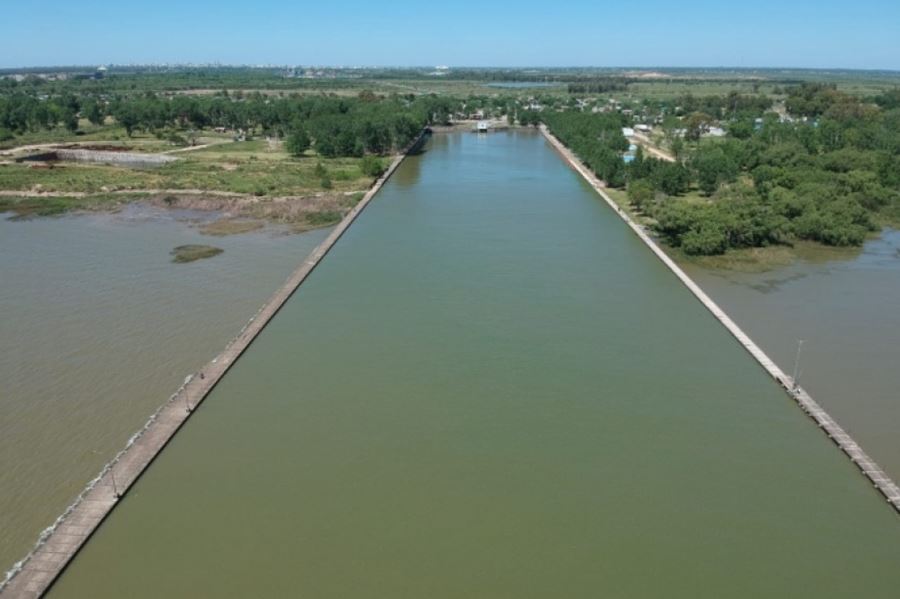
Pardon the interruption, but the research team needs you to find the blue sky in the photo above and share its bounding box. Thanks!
[3,0,899,70]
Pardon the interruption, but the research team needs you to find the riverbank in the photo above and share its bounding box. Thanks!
[539,124,900,513]
[0,136,389,230]
[0,189,368,234]
[0,130,429,598]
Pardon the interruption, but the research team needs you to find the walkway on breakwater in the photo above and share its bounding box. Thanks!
[540,124,900,514]
[0,131,429,599]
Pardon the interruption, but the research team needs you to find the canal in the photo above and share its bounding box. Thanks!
[49,131,900,597]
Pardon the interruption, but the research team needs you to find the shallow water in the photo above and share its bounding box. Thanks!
[0,206,329,573]
[684,230,900,482]
[49,132,900,597]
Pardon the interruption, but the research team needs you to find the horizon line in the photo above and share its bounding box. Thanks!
[2,64,900,75]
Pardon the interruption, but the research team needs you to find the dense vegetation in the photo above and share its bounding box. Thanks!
[544,84,900,255]
[540,112,629,186]
[675,92,772,119]
[0,89,458,157]
[4,67,900,259]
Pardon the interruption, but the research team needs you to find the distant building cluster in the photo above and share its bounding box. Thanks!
[2,65,109,82]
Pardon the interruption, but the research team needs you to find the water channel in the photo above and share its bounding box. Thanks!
[36,131,900,596]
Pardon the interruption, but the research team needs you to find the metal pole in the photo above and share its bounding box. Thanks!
[93,450,120,499]
[110,467,120,498]
[791,339,804,391]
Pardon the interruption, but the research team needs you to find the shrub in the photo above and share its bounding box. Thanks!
[359,155,385,177]
[682,223,729,255]
[285,130,310,157]
[627,179,656,212]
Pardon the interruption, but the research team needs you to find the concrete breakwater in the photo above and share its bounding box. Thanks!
[0,130,429,599]
[539,124,900,514]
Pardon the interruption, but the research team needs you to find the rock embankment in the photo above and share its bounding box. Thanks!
[42,149,177,167]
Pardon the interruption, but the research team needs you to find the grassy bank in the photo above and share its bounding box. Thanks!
[0,194,137,218]
[0,134,381,231]
[0,140,375,196]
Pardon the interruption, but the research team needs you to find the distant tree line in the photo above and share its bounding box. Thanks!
[567,78,630,94]
[0,92,88,139]
[675,92,773,119]
[0,89,467,157]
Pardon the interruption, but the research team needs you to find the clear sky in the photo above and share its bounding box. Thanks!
[3,0,899,70]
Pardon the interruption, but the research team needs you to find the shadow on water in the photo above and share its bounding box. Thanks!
[390,131,434,188]
[747,271,810,294]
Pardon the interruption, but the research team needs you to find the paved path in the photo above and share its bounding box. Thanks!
[162,141,233,154]
[0,131,428,599]
[540,124,900,514]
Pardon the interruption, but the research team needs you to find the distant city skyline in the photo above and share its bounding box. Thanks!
[3,0,899,70]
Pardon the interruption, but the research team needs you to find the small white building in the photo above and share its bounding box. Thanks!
[622,127,635,138]
[635,124,652,133]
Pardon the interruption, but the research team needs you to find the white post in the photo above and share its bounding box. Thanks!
[791,339,804,391]
[110,467,120,498]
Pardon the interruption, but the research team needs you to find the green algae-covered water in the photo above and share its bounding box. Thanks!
[50,131,900,598]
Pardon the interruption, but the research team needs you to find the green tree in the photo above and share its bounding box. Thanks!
[83,100,105,126]
[627,179,655,212]
[285,129,311,157]
[684,112,713,141]
[62,109,79,133]
[359,154,385,177]
[681,222,729,255]
[115,105,139,137]
[653,162,691,196]
[692,147,738,195]
[670,137,685,160]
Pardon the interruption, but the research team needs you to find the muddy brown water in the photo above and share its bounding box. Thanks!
[0,206,330,575]
[684,229,900,483]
